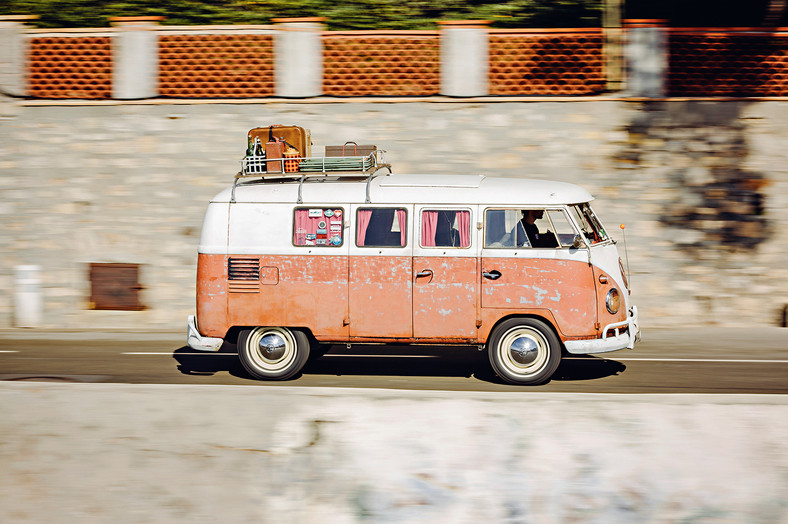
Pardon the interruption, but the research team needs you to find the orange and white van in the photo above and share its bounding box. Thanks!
[187,145,639,385]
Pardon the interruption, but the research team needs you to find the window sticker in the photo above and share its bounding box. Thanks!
[294,208,344,247]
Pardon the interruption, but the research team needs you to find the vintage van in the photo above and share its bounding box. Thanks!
[187,148,639,385]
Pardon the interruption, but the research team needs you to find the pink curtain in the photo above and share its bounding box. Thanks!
[294,209,329,245]
[294,209,310,245]
[421,211,438,247]
[356,210,372,246]
[396,209,407,246]
[457,211,470,247]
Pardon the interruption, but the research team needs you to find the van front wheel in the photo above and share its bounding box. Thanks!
[238,327,310,380]
[487,318,561,385]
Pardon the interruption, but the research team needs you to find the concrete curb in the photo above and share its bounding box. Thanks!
[2,382,786,523]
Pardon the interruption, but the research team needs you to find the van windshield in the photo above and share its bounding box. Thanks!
[569,203,610,245]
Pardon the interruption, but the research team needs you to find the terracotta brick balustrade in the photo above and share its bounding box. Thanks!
[158,32,274,98]
[668,29,788,97]
[12,22,788,99]
[489,29,605,96]
[27,34,113,99]
[322,31,440,96]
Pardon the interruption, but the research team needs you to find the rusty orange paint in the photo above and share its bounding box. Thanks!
[592,266,628,331]
[196,254,228,337]
[349,255,412,338]
[413,256,477,340]
[480,257,598,337]
[196,253,350,339]
[228,255,349,339]
[198,252,612,345]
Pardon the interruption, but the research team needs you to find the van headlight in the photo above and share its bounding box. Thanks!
[606,288,621,314]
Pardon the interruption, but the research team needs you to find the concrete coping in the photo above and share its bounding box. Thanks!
[437,20,491,28]
[272,17,328,24]
[15,95,788,108]
[0,14,39,26]
[622,18,669,28]
[108,16,166,27]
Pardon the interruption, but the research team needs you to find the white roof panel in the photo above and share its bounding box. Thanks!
[214,173,594,206]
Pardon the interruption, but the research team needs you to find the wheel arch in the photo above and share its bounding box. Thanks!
[225,325,316,345]
[484,312,564,348]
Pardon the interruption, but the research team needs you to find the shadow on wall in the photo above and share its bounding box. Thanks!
[614,101,771,253]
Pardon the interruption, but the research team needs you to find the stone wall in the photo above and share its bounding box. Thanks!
[1,96,787,330]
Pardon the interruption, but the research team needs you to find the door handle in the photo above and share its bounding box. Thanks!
[416,269,433,278]
[483,270,502,280]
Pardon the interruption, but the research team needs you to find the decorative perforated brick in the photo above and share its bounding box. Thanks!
[28,37,112,99]
[489,31,605,96]
[323,32,440,96]
[668,31,788,97]
[158,34,274,98]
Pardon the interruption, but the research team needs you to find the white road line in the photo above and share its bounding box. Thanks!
[580,357,788,364]
[122,352,235,356]
[0,350,20,353]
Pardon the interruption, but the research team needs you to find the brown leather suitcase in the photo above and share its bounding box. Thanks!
[325,142,376,157]
[248,125,312,158]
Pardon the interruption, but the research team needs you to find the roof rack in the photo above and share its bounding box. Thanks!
[231,150,392,204]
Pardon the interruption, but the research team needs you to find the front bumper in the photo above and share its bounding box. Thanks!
[563,306,640,355]
[187,315,224,351]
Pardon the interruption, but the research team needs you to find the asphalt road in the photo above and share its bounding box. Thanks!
[1,327,786,393]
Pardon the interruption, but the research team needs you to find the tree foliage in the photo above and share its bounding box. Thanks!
[3,0,783,29]
[0,0,603,29]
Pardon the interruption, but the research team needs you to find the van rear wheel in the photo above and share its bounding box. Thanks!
[238,327,310,380]
[487,318,561,385]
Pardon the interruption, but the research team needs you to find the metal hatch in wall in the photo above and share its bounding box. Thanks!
[88,263,146,311]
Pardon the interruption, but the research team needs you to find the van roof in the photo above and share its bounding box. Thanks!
[214,174,594,206]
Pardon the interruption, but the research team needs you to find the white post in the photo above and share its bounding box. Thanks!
[273,17,326,98]
[623,19,668,98]
[14,265,42,328]
[439,20,490,97]
[109,16,164,100]
[0,15,37,97]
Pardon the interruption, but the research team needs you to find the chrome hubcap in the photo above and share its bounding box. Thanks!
[509,336,539,366]
[246,327,297,373]
[258,334,286,362]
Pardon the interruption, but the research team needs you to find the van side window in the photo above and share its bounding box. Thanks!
[485,208,573,249]
[421,210,470,248]
[546,210,581,247]
[357,208,407,247]
[485,209,526,248]
[293,207,344,247]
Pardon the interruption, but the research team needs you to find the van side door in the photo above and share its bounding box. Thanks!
[348,205,413,338]
[412,205,478,340]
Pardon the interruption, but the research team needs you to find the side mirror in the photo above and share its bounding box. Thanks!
[572,235,586,249]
